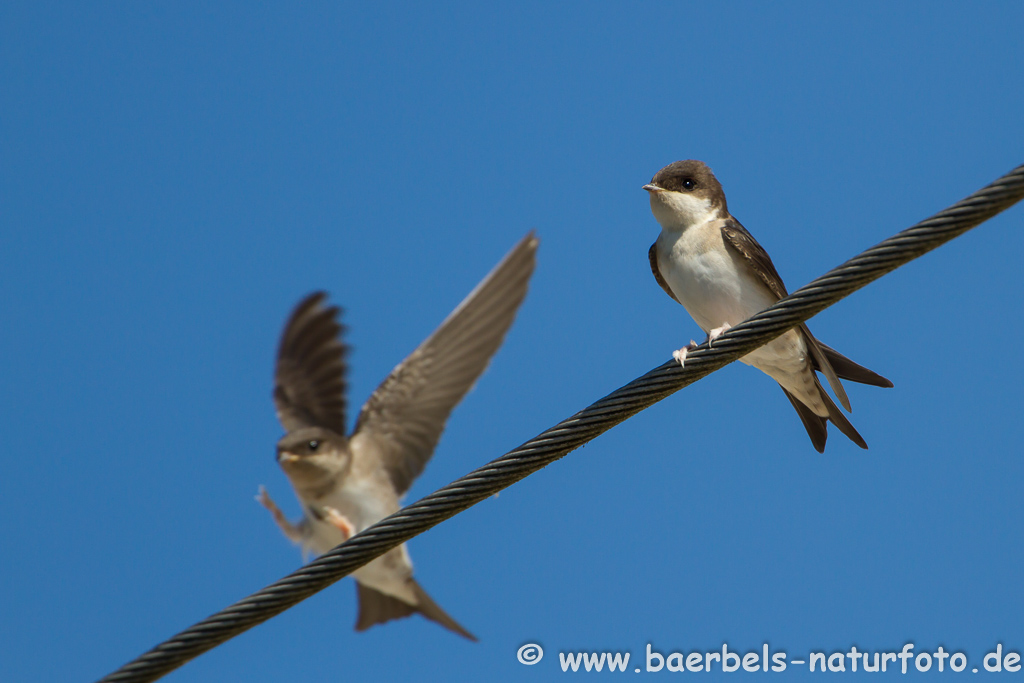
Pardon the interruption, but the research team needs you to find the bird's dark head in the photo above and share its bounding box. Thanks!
[275,426,350,494]
[643,160,728,229]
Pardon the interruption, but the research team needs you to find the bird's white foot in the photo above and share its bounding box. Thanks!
[256,485,306,543]
[707,323,732,347]
[672,340,699,367]
[322,506,356,540]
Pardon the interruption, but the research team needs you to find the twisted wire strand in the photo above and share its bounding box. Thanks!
[99,163,1024,682]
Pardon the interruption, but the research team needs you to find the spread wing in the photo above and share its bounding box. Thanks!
[721,218,852,411]
[273,292,349,435]
[351,233,538,495]
[649,242,680,303]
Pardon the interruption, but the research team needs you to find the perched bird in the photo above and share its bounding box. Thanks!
[644,160,892,452]
[257,232,538,640]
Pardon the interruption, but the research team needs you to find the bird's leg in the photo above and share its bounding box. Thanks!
[256,485,306,544]
[672,340,699,367]
[707,322,732,347]
[322,506,356,540]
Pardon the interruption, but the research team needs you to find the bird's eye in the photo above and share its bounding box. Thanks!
[682,178,696,190]
[307,440,320,452]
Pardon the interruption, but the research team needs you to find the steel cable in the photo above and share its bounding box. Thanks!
[98,163,1024,682]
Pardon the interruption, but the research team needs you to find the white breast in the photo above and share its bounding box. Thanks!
[656,224,823,408]
[302,475,417,601]
[656,224,775,333]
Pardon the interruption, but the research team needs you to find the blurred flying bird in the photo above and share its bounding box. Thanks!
[258,232,538,639]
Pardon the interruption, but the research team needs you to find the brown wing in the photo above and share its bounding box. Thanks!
[721,219,854,411]
[649,242,680,303]
[351,233,538,495]
[273,292,349,436]
[815,342,894,388]
[801,324,852,412]
[720,218,789,299]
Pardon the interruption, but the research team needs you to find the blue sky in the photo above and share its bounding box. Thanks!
[2,2,1023,681]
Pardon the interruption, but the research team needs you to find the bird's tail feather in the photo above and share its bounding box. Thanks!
[816,375,868,449]
[781,377,868,452]
[355,580,477,641]
[781,386,828,453]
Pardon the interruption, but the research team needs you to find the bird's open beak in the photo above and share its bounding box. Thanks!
[277,451,300,464]
[643,183,663,193]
